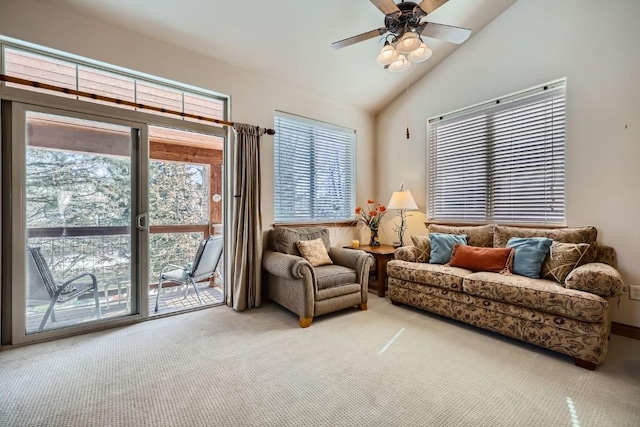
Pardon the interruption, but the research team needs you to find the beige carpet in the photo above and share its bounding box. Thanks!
[1,296,639,427]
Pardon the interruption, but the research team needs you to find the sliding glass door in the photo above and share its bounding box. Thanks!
[11,104,148,341]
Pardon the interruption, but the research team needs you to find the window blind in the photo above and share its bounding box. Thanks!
[428,80,566,225]
[274,112,356,223]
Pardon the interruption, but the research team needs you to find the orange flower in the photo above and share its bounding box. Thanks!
[370,210,378,217]
[367,199,375,204]
[379,205,387,212]
[355,206,362,214]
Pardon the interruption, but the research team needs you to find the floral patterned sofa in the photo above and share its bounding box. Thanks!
[387,224,626,370]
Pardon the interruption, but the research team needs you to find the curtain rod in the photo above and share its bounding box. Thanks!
[0,74,275,135]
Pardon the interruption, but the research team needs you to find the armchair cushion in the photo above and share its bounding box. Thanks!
[271,226,330,256]
[296,238,333,267]
[315,265,357,290]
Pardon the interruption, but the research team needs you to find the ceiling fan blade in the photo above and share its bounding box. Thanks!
[417,0,449,14]
[370,0,401,15]
[332,28,388,49]
[420,22,471,44]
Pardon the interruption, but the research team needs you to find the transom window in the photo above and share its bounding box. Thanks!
[428,80,566,226]
[1,44,225,122]
[274,112,356,223]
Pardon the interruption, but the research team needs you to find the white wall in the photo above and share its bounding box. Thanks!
[376,0,640,326]
[0,0,375,247]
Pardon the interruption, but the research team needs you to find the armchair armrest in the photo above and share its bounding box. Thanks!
[330,247,373,303]
[329,247,366,269]
[564,262,626,298]
[394,246,417,262]
[263,250,314,281]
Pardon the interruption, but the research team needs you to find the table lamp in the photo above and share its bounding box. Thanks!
[387,184,418,247]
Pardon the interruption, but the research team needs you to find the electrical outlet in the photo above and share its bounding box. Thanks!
[630,286,640,301]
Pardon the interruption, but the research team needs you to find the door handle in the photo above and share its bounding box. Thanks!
[136,213,148,231]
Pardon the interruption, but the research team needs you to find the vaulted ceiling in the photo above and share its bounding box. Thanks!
[33,0,516,113]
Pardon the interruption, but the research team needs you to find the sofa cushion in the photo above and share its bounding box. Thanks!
[387,260,472,292]
[595,245,617,267]
[429,224,495,248]
[462,272,607,323]
[541,242,590,283]
[507,237,553,279]
[271,227,330,256]
[429,233,467,264]
[411,235,431,263]
[494,225,597,264]
[314,265,357,290]
[448,244,513,273]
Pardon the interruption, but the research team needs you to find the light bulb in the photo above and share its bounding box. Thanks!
[396,32,422,54]
[408,42,433,63]
[376,43,399,65]
[388,54,411,72]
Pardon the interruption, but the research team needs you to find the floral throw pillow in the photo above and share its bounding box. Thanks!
[411,235,431,263]
[541,241,590,283]
[296,238,333,267]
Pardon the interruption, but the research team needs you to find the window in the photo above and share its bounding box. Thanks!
[1,45,225,121]
[428,80,566,225]
[274,112,356,223]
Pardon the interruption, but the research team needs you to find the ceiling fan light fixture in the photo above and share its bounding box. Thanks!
[388,54,411,72]
[396,32,421,54]
[408,42,433,63]
[376,42,399,65]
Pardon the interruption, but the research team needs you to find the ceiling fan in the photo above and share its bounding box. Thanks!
[332,0,471,71]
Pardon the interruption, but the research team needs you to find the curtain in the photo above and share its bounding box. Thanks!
[230,123,265,310]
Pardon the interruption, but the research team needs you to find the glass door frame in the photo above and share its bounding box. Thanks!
[10,102,149,344]
[0,83,229,346]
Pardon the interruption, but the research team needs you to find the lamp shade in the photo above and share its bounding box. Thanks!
[388,54,411,72]
[408,42,433,63]
[387,190,418,210]
[376,42,399,65]
[395,32,422,54]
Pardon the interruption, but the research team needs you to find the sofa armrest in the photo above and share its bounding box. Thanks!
[329,247,374,283]
[263,250,313,280]
[564,262,626,298]
[394,246,417,262]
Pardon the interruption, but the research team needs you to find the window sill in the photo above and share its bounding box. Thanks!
[273,221,357,228]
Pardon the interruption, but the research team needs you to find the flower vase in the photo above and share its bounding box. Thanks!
[369,228,380,246]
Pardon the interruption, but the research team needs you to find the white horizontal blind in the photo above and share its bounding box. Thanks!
[428,81,566,225]
[274,112,356,223]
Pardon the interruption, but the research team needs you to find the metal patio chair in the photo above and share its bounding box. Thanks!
[154,235,224,312]
[26,246,102,331]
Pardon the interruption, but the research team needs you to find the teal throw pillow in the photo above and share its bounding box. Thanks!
[506,237,553,279]
[429,233,468,264]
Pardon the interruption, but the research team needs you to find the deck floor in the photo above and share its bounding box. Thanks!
[26,284,224,333]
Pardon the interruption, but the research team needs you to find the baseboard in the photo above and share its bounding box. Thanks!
[611,322,640,340]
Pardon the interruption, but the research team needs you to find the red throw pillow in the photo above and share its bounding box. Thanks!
[448,244,514,273]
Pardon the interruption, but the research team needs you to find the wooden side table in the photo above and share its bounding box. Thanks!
[344,244,396,297]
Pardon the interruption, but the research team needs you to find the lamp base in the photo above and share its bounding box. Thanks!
[393,241,402,248]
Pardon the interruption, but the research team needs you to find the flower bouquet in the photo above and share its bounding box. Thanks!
[355,199,387,246]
